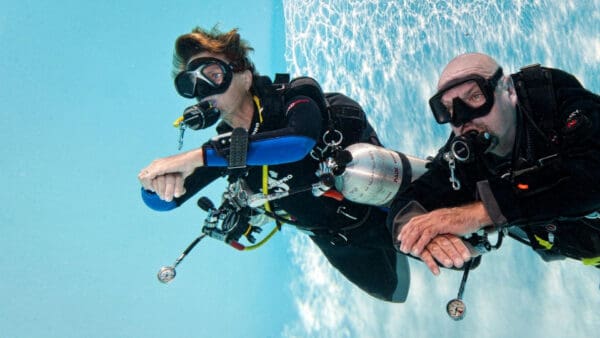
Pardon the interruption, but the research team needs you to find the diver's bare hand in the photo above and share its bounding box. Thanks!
[419,234,473,275]
[398,202,490,257]
[145,173,186,202]
[138,148,203,201]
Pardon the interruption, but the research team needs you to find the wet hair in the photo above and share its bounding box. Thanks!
[172,26,256,77]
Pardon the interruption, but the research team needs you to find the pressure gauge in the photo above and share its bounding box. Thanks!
[157,266,176,284]
[446,298,466,321]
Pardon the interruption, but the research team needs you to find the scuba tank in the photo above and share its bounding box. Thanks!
[332,143,429,206]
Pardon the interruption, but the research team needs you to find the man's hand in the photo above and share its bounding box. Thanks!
[420,234,474,275]
[398,202,491,257]
[138,148,204,201]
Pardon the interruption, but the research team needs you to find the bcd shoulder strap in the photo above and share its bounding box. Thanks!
[283,75,367,134]
[284,76,331,119]
[266,74,335,129]
[512,64,558,134]
[259,73,371,148]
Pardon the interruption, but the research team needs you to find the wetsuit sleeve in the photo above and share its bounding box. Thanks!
[141,164,224,211]
[141,96,321,211]
[478,87,600,226]
[202,95,322,166]
[387,149,474,233]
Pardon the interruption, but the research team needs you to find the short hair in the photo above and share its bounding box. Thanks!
[172,26,255,77]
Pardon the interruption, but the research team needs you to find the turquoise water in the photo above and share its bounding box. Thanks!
[1,1,291,338]
[1,0,599,337]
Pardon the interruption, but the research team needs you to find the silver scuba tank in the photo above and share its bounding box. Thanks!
[334,143,429,206]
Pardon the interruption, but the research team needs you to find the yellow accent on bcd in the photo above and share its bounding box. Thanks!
[582,256,600,266]
[534,234,554,250]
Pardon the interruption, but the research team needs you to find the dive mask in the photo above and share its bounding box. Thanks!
[174,57,234,99]
[429,67,503,127]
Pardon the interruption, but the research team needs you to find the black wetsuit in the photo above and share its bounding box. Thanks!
[388,67,600,265]
[142,78,409,302]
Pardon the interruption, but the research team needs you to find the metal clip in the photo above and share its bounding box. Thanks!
[337,206,358,220]
[444,152,461,191]
[311,129,344,160]
[322,129,343,147]
[310,146,326,160]
[329,232,349,246]
[177,123,186,150]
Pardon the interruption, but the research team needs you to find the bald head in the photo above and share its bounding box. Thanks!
[438,53,500,90]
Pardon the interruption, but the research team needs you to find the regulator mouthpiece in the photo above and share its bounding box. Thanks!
[157,265,177,284]
[174,102,221,150]
[182,101,221,130]
[450,131,497,163]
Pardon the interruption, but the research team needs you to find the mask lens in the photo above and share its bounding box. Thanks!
[429,92,451,123]
[448,80,492,126]
[429,69,501,127]
[450,80,487,109]
[429,81,484,124]
[174,72,198,98]
[199,62,226,86]
[174,57,233,99]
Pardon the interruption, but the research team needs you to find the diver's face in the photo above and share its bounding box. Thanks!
[192,52,250,120]
[431,68,503,126]
[449,78,517,157]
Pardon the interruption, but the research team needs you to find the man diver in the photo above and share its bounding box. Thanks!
[389,52,600,274]
[138,26,471,302]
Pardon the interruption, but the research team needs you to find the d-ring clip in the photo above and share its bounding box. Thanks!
[322,129,343,147]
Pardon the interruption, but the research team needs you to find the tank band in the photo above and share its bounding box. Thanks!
[398,152,413,191]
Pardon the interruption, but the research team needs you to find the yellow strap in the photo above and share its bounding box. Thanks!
[253,95,264,123]
[582,256,600,266]
[261,165,272,211]
[535,235,600,266]
[256,95,271,214]
[243,225,254,237]
[241,96,280,251]
[534,234,554,250]
[242,163,280,251]
[242,226,280,251]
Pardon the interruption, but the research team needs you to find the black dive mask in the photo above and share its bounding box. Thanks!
[429,67,503,127]
[174,57,234,99]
